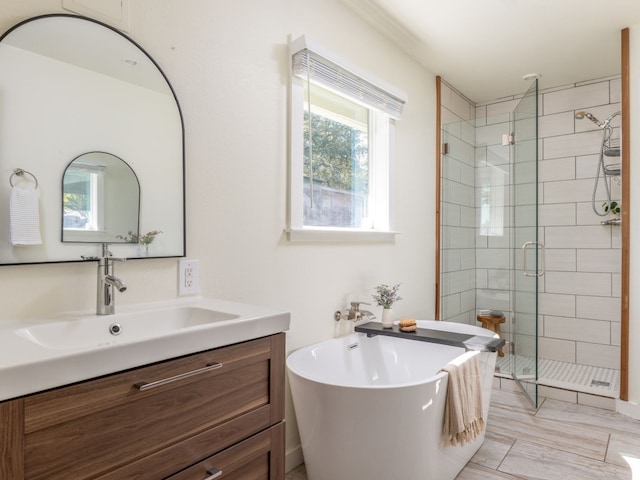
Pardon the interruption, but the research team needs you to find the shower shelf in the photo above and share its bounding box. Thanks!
[604,137,620,157]
[604,164,621,176]
[604,148,620,157]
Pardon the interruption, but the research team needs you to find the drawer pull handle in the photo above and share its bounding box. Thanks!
[204,467,222,480]
[134,362,223,391]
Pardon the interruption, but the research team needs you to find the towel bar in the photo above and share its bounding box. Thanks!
[10,168,38,189]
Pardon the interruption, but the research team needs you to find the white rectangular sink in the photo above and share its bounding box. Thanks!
[0,297,290,401]
[17,306,240,350]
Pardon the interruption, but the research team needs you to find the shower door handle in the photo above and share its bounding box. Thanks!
[522,241,545,277]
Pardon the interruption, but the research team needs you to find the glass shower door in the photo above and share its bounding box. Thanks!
[512,79,540,407]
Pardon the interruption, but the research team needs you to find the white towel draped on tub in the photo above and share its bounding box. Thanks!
[440,350,485,447]
[10,186,42,245]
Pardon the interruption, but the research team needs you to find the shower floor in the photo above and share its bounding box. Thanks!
[495,353,619,398]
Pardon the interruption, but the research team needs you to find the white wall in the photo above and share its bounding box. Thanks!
[0,0,437,468]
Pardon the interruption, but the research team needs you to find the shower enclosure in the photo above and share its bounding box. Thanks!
[439,75,623,408]
[439,79,541,407]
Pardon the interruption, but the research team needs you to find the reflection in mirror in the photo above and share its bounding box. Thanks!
[479,166,507,237]
[0,14,184,265]
[62,152,140,244]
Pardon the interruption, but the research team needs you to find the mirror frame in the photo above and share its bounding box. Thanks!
[0,13,186,265]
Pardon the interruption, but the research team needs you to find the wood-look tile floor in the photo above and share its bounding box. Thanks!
[286,385,640,479]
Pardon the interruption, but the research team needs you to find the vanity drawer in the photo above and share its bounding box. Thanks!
[22,334,285,480]
[24,336,273,432]
[166,422,285,480]
[96,406,276,479]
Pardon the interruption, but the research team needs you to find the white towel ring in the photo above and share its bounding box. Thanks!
[9,168,38,189]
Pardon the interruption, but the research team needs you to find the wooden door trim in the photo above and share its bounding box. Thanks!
[620,27,630,401]
[435,76,441,320]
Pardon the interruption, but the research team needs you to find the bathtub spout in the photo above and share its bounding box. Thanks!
[358,310,376,322]
[334,301,376,322]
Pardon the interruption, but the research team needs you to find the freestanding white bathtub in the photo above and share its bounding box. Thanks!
[287,320,498,480]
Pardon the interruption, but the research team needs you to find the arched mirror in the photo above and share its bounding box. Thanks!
[0,14,184,264]
[62,152,140,244]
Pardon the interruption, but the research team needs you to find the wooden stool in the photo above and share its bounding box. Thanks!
[477,313,505,357]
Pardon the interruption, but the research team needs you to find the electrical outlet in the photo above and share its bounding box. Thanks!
[178,259,199,295]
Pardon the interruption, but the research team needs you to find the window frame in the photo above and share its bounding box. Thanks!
[286,36,406,243]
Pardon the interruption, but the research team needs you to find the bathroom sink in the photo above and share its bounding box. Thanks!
[17,306,240,350]
[0,297,290,401]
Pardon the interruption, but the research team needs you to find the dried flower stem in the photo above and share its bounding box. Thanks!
[372,283,402,309]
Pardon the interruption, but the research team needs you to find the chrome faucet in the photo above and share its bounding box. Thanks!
[334,301,376,322]
[97,243,127,315]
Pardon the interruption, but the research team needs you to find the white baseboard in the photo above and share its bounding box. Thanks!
[285,445,304,473]
[616,399,640,420]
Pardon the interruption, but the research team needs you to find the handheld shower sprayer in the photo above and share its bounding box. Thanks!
[575,111,603,127]
[575,110,621,128]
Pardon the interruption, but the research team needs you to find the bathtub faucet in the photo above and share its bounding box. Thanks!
[334,301,376,322]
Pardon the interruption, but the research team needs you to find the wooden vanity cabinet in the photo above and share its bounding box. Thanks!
[0,333,285,480]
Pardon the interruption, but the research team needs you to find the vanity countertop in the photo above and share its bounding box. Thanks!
[0,297,290,401]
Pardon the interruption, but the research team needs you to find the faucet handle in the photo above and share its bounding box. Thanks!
[99,243,126,262]
[101,255,127,262]
[347,301,371,320]
[335,301,373,321]
[99,254,127,264]
[100,243,126,261]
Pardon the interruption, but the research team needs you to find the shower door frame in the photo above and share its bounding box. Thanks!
[511,79,540,408]
[434,76,541,407]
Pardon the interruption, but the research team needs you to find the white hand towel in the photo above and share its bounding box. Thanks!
[10,186,42,246]
[440,351,485,447]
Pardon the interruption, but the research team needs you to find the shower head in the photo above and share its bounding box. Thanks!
[575,111,603,127]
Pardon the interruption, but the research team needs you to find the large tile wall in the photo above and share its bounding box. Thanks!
[441,77,621,375]
[539,77,621,370]
[440,82,476,323]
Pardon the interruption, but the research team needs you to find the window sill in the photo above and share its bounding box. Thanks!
[285,227,398,243]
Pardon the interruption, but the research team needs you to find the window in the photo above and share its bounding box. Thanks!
[479,166,508,237]
[62,163,106,231]
[287,36,407,241]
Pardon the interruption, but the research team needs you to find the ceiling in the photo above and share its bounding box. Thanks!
[340,0,640,103]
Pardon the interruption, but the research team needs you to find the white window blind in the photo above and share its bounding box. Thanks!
[291,36,407,120]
